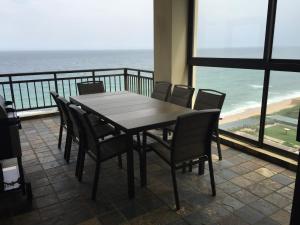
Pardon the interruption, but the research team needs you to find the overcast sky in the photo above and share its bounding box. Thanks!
[0,0,153,50]
[0,0,299,51]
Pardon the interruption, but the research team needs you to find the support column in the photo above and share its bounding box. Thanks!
[154,0,189,85]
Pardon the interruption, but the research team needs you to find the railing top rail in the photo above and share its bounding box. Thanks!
[0,67,154,77]
[126,68,154,73]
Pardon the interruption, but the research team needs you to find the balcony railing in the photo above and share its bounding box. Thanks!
[0,68,154,111]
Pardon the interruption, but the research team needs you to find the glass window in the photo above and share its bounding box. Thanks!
[264,71,300,153]
[195,67,264,140]
[195,0,268,58]
[272,0,300,59]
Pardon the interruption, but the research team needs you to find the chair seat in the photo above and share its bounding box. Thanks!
[87,114,103,126]
[150,142,171,163]
[93,123,115,139]
[98,135,129,161]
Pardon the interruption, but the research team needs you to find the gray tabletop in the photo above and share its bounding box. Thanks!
[70,91,193,133]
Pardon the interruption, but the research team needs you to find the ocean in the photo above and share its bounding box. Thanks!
[0,50,299,116]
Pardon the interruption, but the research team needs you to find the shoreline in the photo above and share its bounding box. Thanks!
[221,97,300,124]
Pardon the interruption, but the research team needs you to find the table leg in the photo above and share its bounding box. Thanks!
[127,138,135,198]
[198,161,205,175]
[141,132,147,187]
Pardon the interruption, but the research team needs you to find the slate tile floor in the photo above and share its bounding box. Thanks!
[0,116,296,225]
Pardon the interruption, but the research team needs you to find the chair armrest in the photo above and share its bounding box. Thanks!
[97,134,129,147]
[5,101,13,106]
[5,107,16,113]
[144,131,171,150]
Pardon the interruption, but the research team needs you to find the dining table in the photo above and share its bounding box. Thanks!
[70,91,196,198]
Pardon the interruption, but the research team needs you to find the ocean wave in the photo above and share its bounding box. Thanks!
[250,84,263,89]
[223,91,300,117]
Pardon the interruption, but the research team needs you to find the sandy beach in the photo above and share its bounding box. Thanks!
[221,97,300,124]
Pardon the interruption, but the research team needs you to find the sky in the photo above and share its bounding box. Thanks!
[0,0,153,51]
[197,0,300,49]
[0,0,299,51]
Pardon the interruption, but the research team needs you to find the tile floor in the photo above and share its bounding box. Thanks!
[0,116,296,225]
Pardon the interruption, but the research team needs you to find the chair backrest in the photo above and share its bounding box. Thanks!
[194,89,226,111]
[77,82,105,95]
[68,104,98,153]
[0,95,7,118]
[171,109,220,164]
[56,97,79,138]
[50,91,67,124]
[151,81,172,101]
[168,85,195,108]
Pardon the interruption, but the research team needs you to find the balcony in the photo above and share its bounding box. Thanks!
[0,80,296,225]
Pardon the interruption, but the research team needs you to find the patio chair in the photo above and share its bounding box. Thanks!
[168,85,195,108]
[194,89,226,160]
[77,81,105,95]
[50,91,67,149]
[163,85,195,140]
[68,104,133,200]
[56,97,116,181]
[151,81,172,101]
[165,89,226,160]
[143,109,220,210]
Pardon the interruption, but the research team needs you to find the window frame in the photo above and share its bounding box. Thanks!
[187,0,300,157]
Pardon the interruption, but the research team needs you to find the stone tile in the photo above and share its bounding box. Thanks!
[265,193,292,208]
[270,210,290,225]
[218,181,241,194]
[260,179,284,191]
[234,205,264,225]
[271,174,294,186]
[254,217,280,225]
[255,168,276,178]
[249,199,279,216]
[277,186,294,200]
[243,172,266,182]
[230,177,253,188]
[247,183,274,198]
[34,194,59,209]
[232,189,259,204]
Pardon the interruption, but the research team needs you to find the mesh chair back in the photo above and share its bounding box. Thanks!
[151,81,172,101]
[50,91,67,125]
[194,89,226,111]
[56,97,79,138]
[68,104,98,153]
[171,110,220,164]
[0,95,7,118]
[168,85,195,107]
[77,82,105,95]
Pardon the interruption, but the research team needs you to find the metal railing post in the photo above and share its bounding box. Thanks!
[8,75,15,104]
[124,68,128,91]
[92,71,96,83]
[54,73,58,93]
[137,70,141,94]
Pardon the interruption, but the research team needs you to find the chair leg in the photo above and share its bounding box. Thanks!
[208,156,216,196]
[188,160,193,172]
[140,132,147,187]
[64,132,72,163]
[75,143,82,177]
[198,159,205,175]
[216,130,222,160]
[78,148,86,182]
[92,158,101,200]
[181,162,186,173]
[163,129,168,141]
[58,123,63,149]
[171,165,180,210]
[118,154,123,169]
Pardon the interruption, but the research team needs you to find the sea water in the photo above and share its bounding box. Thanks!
[0,49,299,115]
